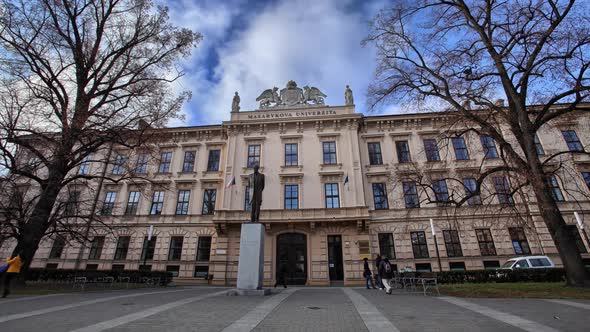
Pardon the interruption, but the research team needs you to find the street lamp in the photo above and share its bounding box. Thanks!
[430,218,443,272]
[574,212,590,250]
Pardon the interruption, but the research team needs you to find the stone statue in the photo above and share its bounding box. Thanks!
[248,164,265,222]
[303,86,327,105]
[345,85,354,105]
[256,87,281,108]
[232,92,240,112]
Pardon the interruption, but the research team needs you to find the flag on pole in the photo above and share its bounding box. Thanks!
[343,175,349,186]
[225,176,236,188]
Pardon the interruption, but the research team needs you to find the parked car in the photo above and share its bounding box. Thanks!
[500,256,555,270]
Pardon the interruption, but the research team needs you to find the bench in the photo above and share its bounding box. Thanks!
[73,276,87,290]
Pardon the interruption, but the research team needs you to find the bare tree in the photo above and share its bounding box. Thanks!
[366,0,590,286]
[0,0,201,277]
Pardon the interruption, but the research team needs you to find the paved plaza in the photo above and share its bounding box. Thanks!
[0,286,588,332]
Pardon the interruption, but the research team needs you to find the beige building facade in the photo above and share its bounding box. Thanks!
[3,93,590,286]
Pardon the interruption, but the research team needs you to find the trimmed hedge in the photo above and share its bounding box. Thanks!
[26,268,173,285]
[425,268,566,284]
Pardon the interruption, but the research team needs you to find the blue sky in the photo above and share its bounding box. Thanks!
[160,0,389,126]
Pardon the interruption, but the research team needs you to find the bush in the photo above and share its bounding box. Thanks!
[25,268,173,285]
[427,268,566,284]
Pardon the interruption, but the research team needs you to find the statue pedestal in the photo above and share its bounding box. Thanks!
[228,222,270,296]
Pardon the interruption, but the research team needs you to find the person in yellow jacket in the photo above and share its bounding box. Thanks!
[2,252,23,298]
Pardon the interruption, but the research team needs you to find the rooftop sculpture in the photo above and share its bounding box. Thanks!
[256,80,327,109]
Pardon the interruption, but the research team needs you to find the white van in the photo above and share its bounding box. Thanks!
[500,256,555,270]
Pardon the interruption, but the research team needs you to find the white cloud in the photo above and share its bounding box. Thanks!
[174,0,382,125]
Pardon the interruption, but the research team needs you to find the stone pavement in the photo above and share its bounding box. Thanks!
[0,286,588,332]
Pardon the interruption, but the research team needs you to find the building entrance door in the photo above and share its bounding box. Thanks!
[276,233,307,285]
[327,235,344,282]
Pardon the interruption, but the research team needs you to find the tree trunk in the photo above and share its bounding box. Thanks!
[12,169,66,282]
[530,173,590,287]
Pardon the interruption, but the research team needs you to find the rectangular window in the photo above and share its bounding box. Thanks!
[135,154,148,174]
[493,176,513,205]
[378,233,396,259]
[78,154,91,175]
[480,135,499,159]
[150,191,165,215]
[86,264,99,271]
[410,231,429,258]
[452,137,470,160]
[64,191,80,216]
[372,183,389,210]
[368,142,383,165]
[476,229,497,256]
[114,236,130,260]
[182,151,196,172]
[395,140,411,163]
[324,183,340,208]
[49,237,66,259]
[158,152,172,173]
[449,262,466,271]
[403,181,420,208]
[168,236,184,261]
[284,184,299,209]
[101,191,117,216]
[566,225,587,254]
[322,141,337,165]
[562,130,584,152]
[463,178,482,205]
[166,265,180,277]
[415,263,432,272]
[207,149,220,171]
[196,236,212,262]
[547,175,565,202]
[202,189,217,215]
[583,172,590,189]
[88,236,105,260]
[244,185,251,211]
[112,154,127,175]
[111,264,125,271]
[423,139,440,162]
[432,179,449,205]
[443,230,463,257]
[194,266,209,278]
[483,260,500,270]
[508,227,531,255]
[534,134,545,156]
[175,190,190,215]
[125,191,140,216]
[141,236,157,261]
[285,143,298,166]
[247,144,261,168]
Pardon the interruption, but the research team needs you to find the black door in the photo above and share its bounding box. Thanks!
[276,233,307,285]
[328,235,344,281]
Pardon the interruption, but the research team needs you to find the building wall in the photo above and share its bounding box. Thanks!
[2,103,590,286]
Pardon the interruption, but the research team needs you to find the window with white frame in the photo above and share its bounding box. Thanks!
[158,152,172,173]
[182,151,196,172]
[175,190,190,215]
[150,191,165,215]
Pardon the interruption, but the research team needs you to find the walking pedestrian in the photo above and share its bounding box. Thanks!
[2,251,23,298]
[274,262,288,288]
[379,257,394,295]
[363,258,377,289]
[374,254,384,289]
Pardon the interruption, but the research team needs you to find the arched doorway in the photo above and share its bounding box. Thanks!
[276,233,307,285]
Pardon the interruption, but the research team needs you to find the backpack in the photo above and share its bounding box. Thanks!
[384,262,392,273]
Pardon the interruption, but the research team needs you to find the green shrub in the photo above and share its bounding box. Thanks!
[424,268,567,284]
[26,268,173,285]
